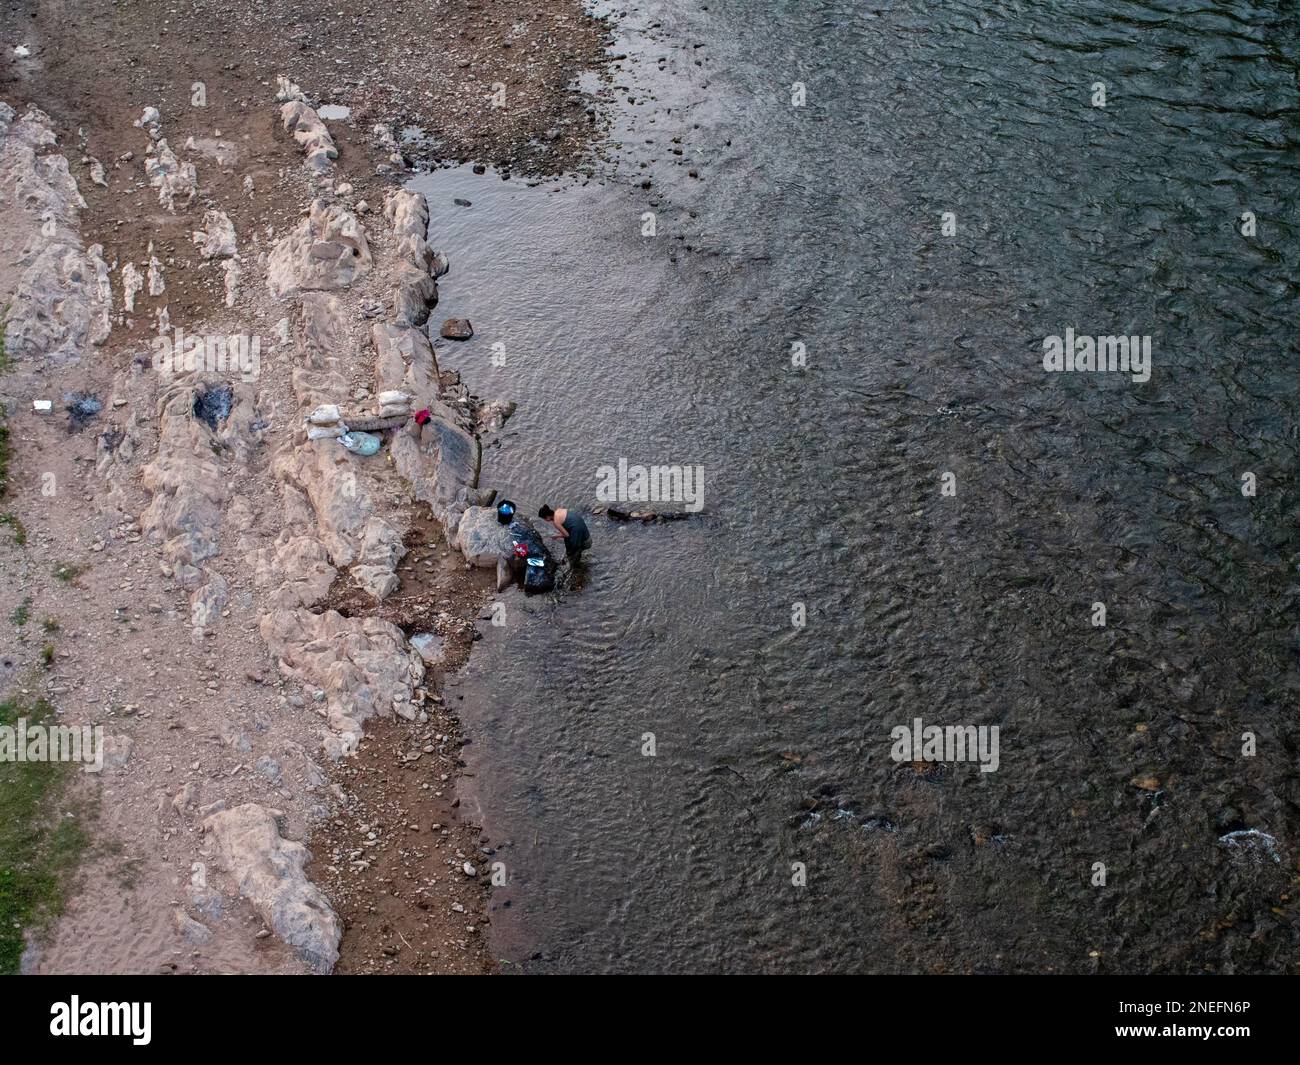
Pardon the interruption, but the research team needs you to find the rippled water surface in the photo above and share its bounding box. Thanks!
[410,0,1298,973]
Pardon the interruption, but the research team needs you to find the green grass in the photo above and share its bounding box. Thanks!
[51,563,83,584]
[0,697,90,973]
[40,617,59,634]
[9,596,30,627]
[39,644,54,668]
[0,513,23,546]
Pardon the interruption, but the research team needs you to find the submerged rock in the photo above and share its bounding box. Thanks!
[440,317,473,340]
[1218,828,1283,865]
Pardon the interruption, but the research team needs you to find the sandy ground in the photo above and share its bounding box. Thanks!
[0,0,610,974]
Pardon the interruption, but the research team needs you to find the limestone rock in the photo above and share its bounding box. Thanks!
[193,209,237,259]
[267,200,370,298]
[409,632,446,667]
[257,534,337,609]
[280,100,338,173]
[0,104,113,361]
[204,803,341,973]
[259,609,424,756]
[384,189,441,326]
[144,137,197,211]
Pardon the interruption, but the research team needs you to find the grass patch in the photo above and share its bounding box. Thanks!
[0,696,90,973]
[9,596,30,627]
[39,644,54,668]
[51,563,84,584]
[0,512,24,546]
[40,617,59,634]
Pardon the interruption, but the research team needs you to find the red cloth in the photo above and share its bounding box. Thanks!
[414,408,431,426]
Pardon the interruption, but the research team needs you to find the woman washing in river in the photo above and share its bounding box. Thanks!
[538,504,592,563]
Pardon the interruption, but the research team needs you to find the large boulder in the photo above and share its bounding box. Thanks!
[204,804,341,974]
[456,506,513,567]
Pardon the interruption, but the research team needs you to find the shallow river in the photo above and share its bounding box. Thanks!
[408,0,1299,973]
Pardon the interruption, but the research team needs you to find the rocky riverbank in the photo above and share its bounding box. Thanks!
[0,0,610,974]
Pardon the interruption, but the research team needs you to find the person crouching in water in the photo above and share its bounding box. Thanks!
[539,504,591,563]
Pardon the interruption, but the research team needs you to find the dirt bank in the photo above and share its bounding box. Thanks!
[0,0,610,974]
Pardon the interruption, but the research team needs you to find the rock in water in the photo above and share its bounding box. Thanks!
[440,318,473,340]
[204,803,341,974]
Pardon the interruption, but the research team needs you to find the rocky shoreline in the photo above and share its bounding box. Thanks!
[0,0,610,975]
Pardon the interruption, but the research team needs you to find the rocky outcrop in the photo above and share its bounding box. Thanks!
[267,293,406,601]
[140,375,260,633]
[258,531,337,610]
[145,138,197,212]
[273,438,404,599]
[204,804,342,973]
[0,102,113,361]
[193,209,237,259]
[260,609,425,758]
[384,189,446,326]
[280,100,338,174]
[267,200,371,298]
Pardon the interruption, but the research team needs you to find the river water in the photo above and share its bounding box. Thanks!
[408,0,1299,973]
